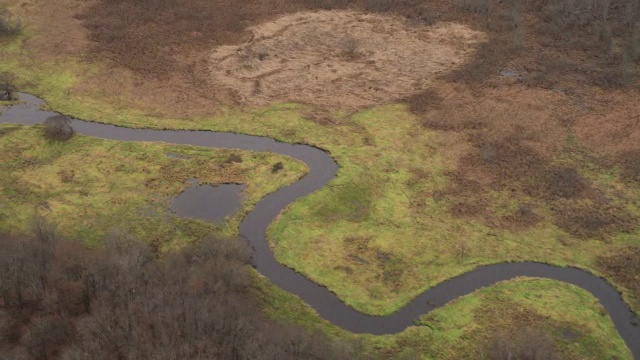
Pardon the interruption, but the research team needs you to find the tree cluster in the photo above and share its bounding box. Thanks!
[0,222,373,360]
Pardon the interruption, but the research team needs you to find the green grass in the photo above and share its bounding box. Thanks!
[0,7,638,356]
[2,27,639,315]
[0,125,631,358]
[259,276,633,359]
[0,125,307,248]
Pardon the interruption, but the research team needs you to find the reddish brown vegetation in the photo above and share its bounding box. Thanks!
[79,0,354,75]
[552,201,638,240]
[447,0,640,88]
[618,150,640,183]
[398,0,640,239]
[543,167,589,200]
[443,132,638,238]
[0,226,373,360]
[476,297,563,360]
[597,246,640,309]
[485,327,561,360]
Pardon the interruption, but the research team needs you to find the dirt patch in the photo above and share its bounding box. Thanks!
[208,10,486,109]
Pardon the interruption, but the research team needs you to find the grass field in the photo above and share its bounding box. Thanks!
[1,0,639,357]
[4,23,638,315]
[261,276,633,359]
[0,125,307,248]
[0,125,630,358]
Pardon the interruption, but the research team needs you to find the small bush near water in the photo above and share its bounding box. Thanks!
[0,8,21,36]
[44,115,75,142]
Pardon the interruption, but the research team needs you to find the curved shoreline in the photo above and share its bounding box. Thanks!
[1,93,638,358]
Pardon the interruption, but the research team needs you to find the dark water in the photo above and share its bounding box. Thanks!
[171,182,244,223]
[1,93,638,359]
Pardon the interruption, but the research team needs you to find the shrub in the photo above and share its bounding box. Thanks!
[506,202,540,228]
[30,214,58,245]
[0,232,370,360]
[0,72,16,101]
[543,167,588,199]
[271,161,284,173]
[44,115,75,142]
[405,88,442,115]
[340,35,360,60]
[226,153,243,164]
[0,9,21,36]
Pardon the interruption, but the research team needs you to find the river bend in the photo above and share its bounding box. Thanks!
[1,93,638,358]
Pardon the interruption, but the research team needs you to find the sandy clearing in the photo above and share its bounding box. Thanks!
[208,10,486,109]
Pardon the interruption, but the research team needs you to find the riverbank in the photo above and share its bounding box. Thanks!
[1,95,637,358]
[1,0,639,357]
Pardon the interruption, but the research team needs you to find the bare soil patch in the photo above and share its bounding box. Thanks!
[208,10,485,109]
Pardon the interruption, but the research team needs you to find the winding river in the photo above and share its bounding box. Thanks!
[2,93,639,358]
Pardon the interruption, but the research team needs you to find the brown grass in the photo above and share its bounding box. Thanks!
[541,167,589,200]
[619,150,640,183]
[476,297,563,360]
[572,90,640,158]
[443,0,640,89]
[78,0,458,77]
[208,11,485,109]
[402,78,640,239]
[597,246,640,308]
[20,0,90,59]
[449,135,639,237]
[552,200,638,240]
[80,0,253,75]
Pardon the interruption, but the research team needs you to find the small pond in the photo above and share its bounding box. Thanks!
[171,181,245,223]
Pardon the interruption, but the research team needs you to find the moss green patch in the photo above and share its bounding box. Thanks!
[0,125,307,248]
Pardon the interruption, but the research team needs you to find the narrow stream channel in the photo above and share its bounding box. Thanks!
[2,93,638,359]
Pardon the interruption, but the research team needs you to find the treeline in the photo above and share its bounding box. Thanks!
[0,218,375,360]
